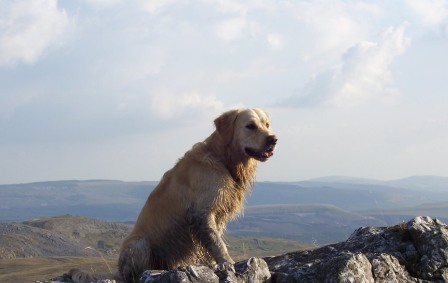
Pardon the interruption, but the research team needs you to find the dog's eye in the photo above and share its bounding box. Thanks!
[266,122,270,128]
[246,124,257,130]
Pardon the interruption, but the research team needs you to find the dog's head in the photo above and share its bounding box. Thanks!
[214,108,277,162]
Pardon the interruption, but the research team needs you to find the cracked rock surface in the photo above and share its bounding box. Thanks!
[266,216,448,282]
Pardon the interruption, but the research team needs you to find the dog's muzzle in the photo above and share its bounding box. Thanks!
[245,135,278,162]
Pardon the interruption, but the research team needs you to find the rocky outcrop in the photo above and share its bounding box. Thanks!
[42,216,448,282]
[140,216,448,283]
[266,216,448,282]
[139,257,271,283]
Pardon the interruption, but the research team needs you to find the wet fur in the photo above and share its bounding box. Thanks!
[69,108,276,283]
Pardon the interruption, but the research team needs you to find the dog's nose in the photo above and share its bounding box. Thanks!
[267,135,278,145]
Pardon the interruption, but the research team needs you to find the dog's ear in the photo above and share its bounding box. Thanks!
[214,109,241,145]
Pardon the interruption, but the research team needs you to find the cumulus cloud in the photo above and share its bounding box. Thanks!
[406,0,448,28]
[214,16,259,41]
[82,0,123,8]
[150,90,224,120]
[140,0,179,14]
[209,0,248,15]
[267,33,283,49]
[283,24,411,108]
[294,1,378,56]
[0,0,69,66]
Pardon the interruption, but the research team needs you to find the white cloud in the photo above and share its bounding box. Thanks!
[330,24,411,107]
[140,0,179,14]
[294,1,376,56]
[285,24,411,108]
[210,0,248,15]
[214,17,254,41]
[0,0,69,65]
[406,0,448,28]
[209,0,263,42]
[267,33,283,49]
[150,90,224,120]
[82,0,123,8]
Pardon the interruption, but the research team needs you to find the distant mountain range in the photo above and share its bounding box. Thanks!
[1,176,447,244]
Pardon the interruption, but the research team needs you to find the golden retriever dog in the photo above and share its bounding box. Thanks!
[69,108,277,283]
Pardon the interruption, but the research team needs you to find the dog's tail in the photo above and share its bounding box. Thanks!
[68,268,121,283]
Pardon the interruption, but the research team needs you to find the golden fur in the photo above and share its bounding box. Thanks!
[69,108,277,283]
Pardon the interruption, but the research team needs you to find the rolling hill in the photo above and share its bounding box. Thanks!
[1,176,448,245]
[0,215,131,259]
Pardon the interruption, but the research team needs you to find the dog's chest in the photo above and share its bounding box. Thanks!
[212,184,246,224]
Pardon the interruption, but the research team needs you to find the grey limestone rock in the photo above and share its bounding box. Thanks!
[38,216,448,283]
[266,216,448,282]
[139,257,271,283]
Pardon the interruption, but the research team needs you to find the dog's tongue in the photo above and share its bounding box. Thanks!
[262,151,274,158]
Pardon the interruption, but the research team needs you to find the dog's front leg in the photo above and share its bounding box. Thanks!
[188,210,234,264]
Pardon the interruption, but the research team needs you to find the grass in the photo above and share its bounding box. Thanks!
[227,235,312,261]
[0,256,117,283]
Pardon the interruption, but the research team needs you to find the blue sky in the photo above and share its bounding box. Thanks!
[0,0,447,184]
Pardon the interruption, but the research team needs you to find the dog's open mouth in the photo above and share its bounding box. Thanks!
[245,147,275,162]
